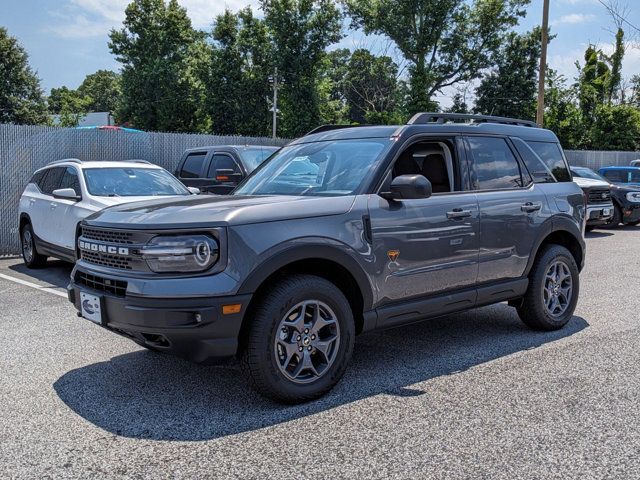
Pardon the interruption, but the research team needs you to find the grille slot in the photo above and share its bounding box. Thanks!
[76,271,127,297]
[587,189,611,204]
[81,227,134,244]
[82,250,134,270]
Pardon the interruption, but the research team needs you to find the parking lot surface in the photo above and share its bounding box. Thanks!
[1,228,640,479]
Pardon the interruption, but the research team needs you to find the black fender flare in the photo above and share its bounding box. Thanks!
[524,216,585,276]
[237,243,374,311]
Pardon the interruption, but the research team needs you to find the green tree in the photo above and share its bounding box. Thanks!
[474,28,543,121]
[590,104,640,151]
[0,27,48,125]
[445,92,470,114]
[543,70,584,149]
[48,86,90,127]
[344,0,529,114]
[629,74,640,107]
[77,70,121,112]
[605,28,624,104]
[576,45,610,125]
[109,0,207,132]
[262,0,343,137]
[317,48,351,124]
[205,7,272,136]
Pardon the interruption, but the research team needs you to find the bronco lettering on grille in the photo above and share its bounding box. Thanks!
[78,240,129,256]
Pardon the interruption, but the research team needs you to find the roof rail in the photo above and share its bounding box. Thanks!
[407,112,539,128]
[126,159,152,165]
[47,158,82,166]
[305,124,366,136]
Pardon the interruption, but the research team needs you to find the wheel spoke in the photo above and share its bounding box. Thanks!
[291,351,318,379]
[314,335,337,363]
[278,340,299,369]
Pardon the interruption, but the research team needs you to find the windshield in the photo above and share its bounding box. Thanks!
[571,167,609,182]
[234,139,391,196]
[83,167,190,197]
[239,147,279,171]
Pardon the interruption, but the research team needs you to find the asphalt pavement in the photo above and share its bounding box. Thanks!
[1,227,640,479]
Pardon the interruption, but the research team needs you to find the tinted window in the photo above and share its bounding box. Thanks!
[238,148,278,171]
[207,154,241,178]
[631,170,640,183]
[40,167,64,195]
[525,141,571,182]
[59,167,81,194]
[83,168,189,197]
[570,167,608,182]
[511,137,553,183]
[30,170,47,190]
[601,170,627,183]
[180,152,206,178]
[467,137,523,190]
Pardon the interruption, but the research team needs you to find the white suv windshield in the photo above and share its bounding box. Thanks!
[234,139,391,196]
[83,168,189,197]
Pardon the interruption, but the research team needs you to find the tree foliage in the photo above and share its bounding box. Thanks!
[344,0,530,114]
[78,70,121,113]
[0,27,48,125]
[109,0,206,132]
[262,0,343,137]
[474,28,542,120]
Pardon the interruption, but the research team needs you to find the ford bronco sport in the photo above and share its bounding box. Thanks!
[68,113,586,403]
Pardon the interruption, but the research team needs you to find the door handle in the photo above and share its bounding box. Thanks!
[29,198,36,203]
[446,208,472,220]
[50,202,57,208]
[521,202,542,213]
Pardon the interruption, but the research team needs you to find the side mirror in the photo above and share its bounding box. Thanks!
[215,168,241,184]
[187,187,201,195]
[52,188,81,201]
[380,175,432,200]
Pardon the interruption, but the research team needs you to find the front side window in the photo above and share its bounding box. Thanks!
[234,139,391,196]
[525,141,571,182]
[467,137,523,190]
[208,154,241,178]
[180,153,206,178]
[59,167,81,194]
[83,168,190,197]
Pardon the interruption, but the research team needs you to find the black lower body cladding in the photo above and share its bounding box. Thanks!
[69,279,252,365]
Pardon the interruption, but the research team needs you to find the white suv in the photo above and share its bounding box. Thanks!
[18,159,195,268]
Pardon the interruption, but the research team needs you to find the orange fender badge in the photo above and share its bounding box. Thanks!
[387,250,400,262]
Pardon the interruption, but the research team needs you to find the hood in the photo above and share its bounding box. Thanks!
[609,183,640,193]
[85,194,356,229]
[573,177,610,189]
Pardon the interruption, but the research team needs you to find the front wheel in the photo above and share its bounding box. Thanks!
[20,224,47,268]
[517,245,579,331]
[241,275,355,403]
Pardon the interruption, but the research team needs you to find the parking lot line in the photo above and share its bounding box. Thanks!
[0,273,67,298]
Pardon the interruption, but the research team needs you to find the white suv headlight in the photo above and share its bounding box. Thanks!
[141,235,219,273]
[626,192,640,203]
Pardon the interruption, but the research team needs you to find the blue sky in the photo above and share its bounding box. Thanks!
[2,0,639,107]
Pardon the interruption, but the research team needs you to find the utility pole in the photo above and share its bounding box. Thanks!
[536,0,550,126]
[270,67,279,139]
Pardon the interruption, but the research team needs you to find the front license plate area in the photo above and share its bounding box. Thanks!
[80,291,103,324]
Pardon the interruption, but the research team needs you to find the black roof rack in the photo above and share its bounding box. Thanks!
[408,112,539,128]
[305,124,367,136]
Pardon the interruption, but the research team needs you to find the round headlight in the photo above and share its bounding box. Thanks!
[141,234,219,273]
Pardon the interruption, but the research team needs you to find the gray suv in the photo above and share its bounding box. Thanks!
[68,113,586,403]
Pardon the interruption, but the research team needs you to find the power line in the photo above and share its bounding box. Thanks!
[596,0,640,34]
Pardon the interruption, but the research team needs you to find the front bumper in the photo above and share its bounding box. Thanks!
[586,203,614,226]
[622,203,640,223]
[68,268,251,365]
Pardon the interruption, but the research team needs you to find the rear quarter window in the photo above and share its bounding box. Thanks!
[525,141,571,182]
[180,152,207,178]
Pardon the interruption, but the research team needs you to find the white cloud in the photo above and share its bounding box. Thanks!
[48,0,261,38]
[551,13,596,26]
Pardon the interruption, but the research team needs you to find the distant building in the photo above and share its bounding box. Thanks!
[51,112,115,127]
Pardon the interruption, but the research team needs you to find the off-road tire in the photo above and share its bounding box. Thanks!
[241,274,355,404]
[517,245,579,331]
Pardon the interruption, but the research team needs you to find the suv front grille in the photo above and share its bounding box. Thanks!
[75,271,127,297]
[82,250,134,270]
[81,227,135,244]
[587,188,611,204]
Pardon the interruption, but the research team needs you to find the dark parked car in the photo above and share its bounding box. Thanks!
[175,145,279,194]
[69,113,586,403]
[571,166,640,227]
[599,166,640,188]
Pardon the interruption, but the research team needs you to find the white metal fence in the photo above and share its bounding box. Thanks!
[0,124,287,256]
[1,123,639,256]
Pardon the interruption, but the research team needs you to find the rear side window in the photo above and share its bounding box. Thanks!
[601,170,627,182]
[631,170,640,183]
[40,167,64,195]
[525,141,571,182]
[511,138,555,183]
[59,167,81,194]
[180,152,207,178]
[467,136,524,190]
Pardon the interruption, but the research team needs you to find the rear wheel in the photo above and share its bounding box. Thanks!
[241,275,355,403]
[20,223,47,268]
[517,245,579,331]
